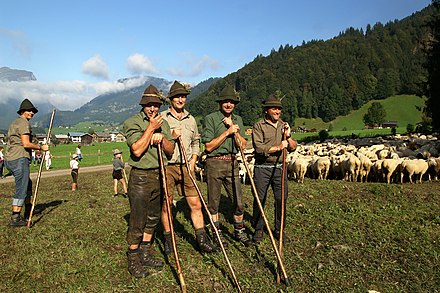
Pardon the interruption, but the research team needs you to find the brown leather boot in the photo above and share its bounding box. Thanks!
[163,233,174,256]
[127,250,149,278]
[139,242,164,269]
[196,231,219,253]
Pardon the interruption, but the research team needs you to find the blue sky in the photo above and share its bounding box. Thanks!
[0,0,431,110]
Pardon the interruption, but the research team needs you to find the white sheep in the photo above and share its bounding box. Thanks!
[381,158,403,184]
[400,159,429,184]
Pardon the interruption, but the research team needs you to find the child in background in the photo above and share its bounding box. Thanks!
[70,154,79,191]
[112,149,128,197]
[44,149,52,171]
[0,146,4,178]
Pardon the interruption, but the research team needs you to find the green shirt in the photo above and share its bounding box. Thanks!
[123,111,174,169]
[161,108,200,163]
[201,110,245,157]
[5,116,32,161]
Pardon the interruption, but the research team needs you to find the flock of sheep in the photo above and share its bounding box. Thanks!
[230,133,440,185]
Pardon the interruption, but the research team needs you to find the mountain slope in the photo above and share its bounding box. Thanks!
[188,5,433,127]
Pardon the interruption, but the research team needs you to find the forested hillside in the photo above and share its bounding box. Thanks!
[188,5,434,127]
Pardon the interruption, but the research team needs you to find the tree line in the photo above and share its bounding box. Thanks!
[188,4,437,130]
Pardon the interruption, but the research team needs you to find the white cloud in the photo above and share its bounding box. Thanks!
[0,28,32,59]
[81,55,109,79]
[126,53,159,75]
[0,77,149,111]
[166,53,220,78]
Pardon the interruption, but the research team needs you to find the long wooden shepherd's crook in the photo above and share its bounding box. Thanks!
[157,143,187,293]
[234,135,291,286]
[27,108,56,228]
[177,137,242,293]
[277,126,288,284]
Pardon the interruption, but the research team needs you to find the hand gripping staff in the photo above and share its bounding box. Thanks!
[177,137,243,293]
[27,108,56,228]
[157,143,187,293]
[277,126,288,284]
[233,135,291,286]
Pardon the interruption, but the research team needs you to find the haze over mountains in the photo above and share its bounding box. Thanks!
[0,66,219,130]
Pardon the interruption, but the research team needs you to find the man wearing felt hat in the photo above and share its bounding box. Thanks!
[201,84,253,248]
[122,84,175,278]
[251,94,297,243]
[111,149,127,198]
[160,81,218,255]
[4,98,49,227]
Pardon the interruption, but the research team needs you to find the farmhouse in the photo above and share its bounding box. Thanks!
[55,134,69,143]
[94,132,112,143]
[382,121,398,128]
[112,132,126,142]
[68,132,94,145]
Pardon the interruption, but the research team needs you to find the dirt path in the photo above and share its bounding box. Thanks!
[0,164,115,184]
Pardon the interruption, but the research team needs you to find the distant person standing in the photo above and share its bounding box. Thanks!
[31,149,37,166]
[123,84,174,278]
[112,149,128,197]
[76,144,83,161]
[70,154,79,191]
[0,146,4,178]
[44,149,52,171]
[4,99,49,227]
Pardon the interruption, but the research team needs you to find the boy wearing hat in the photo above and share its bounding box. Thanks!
[202,84,252,248]
[160,81,218,255]
[123,84,175,278]
[112,149,128,197]
[251,95,297,243]
[70,154,79,191]
[4,99,49,227]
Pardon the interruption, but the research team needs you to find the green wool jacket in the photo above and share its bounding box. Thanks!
[201,111,245,157]
[123,111,174,169]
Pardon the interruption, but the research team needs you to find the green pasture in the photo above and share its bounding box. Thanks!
[0,174,438,292]
[294,94,425,131]
[29,142,130,173]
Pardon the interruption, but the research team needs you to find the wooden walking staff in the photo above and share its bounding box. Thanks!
[157,143,187,293]
[234,135,291,286]
[27,108,56,228]
[177,137,243,293]
[277,126,288,284]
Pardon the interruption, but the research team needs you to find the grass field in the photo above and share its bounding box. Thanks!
[0,173,438,292]
[295,94,425,132]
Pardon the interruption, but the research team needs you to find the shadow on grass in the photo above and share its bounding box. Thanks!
[30,199,67,227]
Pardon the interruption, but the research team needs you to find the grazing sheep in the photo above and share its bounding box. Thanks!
[400,159,429,184]
[357,153,373,182]
[341,154,361,182]
[311,157,331,180]
[382,158,403,184]
[290,157,310,183]
[427,157,440,181]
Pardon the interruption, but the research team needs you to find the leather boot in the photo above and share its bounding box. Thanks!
[196,231,219,253]
[163,233,174,256]
[139,243,164,269]
[127,250,149,278]
[9,214,27,227]
[234,228,253,247]
[253,229,264,243]
[212,228,228,249]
